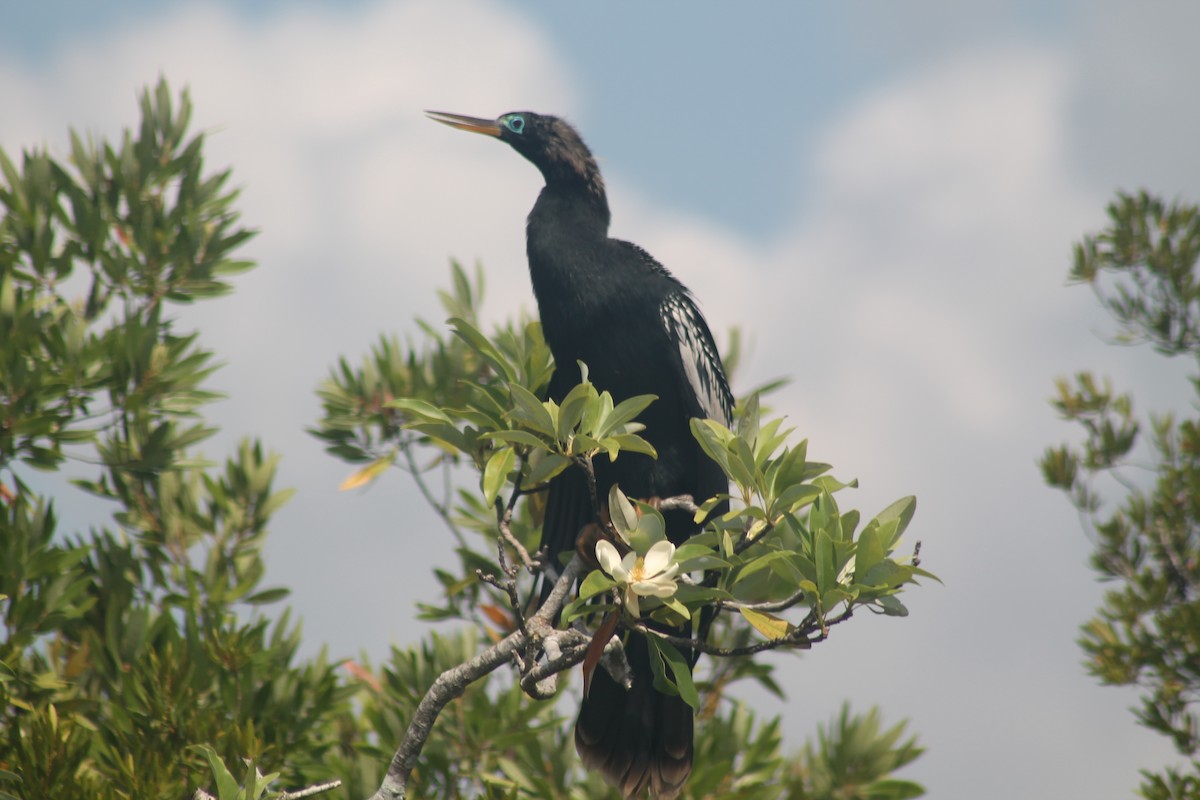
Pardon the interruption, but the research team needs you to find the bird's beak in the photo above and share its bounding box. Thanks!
[424,111,502,137]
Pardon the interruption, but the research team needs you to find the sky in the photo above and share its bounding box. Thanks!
[3,1,1200,798]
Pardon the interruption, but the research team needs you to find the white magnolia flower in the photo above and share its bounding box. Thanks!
[595,539,680,618]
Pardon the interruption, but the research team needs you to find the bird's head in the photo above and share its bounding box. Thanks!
[426,109,604,198]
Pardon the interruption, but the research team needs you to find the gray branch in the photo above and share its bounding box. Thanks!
[368,556,584,800]
[194,779,342,800]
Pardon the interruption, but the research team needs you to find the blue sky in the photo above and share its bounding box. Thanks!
[4,2,1200,798]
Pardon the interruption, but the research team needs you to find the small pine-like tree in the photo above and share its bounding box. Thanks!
[1042,191,1200,800]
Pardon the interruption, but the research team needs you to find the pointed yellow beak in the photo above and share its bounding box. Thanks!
[425,111,502,137]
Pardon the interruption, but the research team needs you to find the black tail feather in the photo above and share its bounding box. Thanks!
[575,633,693,799]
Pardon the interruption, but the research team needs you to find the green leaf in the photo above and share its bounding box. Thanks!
[385,397,453,423]
[483,429,549,449]
[770,483,822,516]
[196,745,240,800]
[244,587,290,605]
[482,446,516,506]
[578,568,617,601]
[556,381,595,442]
[737,392,760,441]
[672,543,727,572]
[604,432,657,459]
[814,529,836,593]
[626,502,666,551]
[694,494,726,524]
[659,596,691,621]
[450,316,515,381]
[522,452,572,489]
[876,595,909,617]
[734,550,796,587]
[871,495,917,550]
[595,393,657,439]
[854,525,884,584]
[507,383,555,436]
[609,484,638,542]
[690,418,733,475]
[646,635,700,710]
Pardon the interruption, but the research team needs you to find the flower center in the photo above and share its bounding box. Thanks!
[629,556,647,582]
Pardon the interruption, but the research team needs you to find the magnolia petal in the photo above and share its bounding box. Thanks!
[631,578,679,599]
[596,540,627,581]
[642,540,677,575]
[623,587,641,618]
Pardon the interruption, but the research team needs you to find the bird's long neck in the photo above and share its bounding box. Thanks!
[525,179,612,356]
[528,182,609,241]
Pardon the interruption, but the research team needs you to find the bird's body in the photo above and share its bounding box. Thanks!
[427,109,732,799]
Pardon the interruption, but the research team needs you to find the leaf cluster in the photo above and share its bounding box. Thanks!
[316,253,930,796]
[0,80,341,800]
[315,260,931,712]
[1043,191,1200,798]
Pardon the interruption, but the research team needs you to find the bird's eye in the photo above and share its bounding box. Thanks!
[504,115,526,134]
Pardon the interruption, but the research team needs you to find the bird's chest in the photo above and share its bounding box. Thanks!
[530,262,666,391]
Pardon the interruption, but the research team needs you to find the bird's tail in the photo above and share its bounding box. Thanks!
[574,632,693,799]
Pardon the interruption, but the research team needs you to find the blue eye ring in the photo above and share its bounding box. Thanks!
[504,115,526,134]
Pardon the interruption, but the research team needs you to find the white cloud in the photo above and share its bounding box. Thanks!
[0,0,577,670]
[603,45,1179,798]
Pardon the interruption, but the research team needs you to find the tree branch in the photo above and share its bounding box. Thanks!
[630,620,813,657]
[400,438,469,551]
[369,556,584,800]
[194,779,342,800]
[656,494,699,514]
[718,587,808,614]
[495,469,538,573]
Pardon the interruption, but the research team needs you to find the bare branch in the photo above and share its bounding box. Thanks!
[519,626,591,698]
[718,587,807,614]
[656,494,699,514]
[281,780,344,799]
[369,556,584,800]
[401,438,469,550]
[629,603,858,658]
[194,780,342,800]
[631,621,813,657]
[495,473,538,572]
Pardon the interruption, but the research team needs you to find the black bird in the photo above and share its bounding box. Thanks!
[427,110,732,799]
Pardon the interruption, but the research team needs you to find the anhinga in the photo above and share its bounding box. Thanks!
[427,109,733,799]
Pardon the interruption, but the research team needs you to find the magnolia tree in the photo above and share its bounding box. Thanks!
[315,256,935,798]
[1,80,930,800]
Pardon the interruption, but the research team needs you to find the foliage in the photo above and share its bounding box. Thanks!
[2,78,927,800]
[316,256,932,796]
[0,80,343,800]
[1041,191,1200,799]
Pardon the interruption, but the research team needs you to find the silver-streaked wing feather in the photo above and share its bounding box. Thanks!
[660,292,733,427]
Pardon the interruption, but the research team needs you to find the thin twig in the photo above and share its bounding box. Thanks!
[577,453,600,519]
[495,471,538,572]
[630,621,813,657]
[401,439,469,550]
[281,780,344,799]
[193,780,342,800]
[629,604,856,658]
[717,587,807,614]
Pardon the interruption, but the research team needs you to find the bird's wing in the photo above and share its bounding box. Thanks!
[660,290,734,427]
